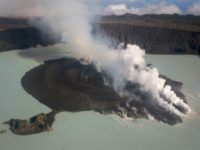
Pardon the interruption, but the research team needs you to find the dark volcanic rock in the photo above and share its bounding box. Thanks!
[0,129,7,134]
[21,58,187,125]
[4,111,56,135]
[22,58,122,112]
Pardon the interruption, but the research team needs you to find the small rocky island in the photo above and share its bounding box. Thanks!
[0,129,7,134]
[4,111,56,135]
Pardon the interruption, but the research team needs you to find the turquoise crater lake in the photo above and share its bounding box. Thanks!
[0,45,200,150]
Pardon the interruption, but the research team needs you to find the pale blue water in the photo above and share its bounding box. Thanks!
[0,47,200,150]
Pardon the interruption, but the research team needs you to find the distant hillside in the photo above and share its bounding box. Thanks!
[0,17,57,51]
[98,14,200,55]
[0,14,200,55]
[101,14,200,32]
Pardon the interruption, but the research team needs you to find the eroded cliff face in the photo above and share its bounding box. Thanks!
[0,17,58,52]
[98,14,200,55]
[0,27,56,51]
[0,15,200,54]
[99,23,200,54]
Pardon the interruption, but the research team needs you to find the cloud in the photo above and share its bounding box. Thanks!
[0,0,199,17]
[187,2,200,15]
[0,0,46,17]
[104,2,182,15]
[105,4,128,15]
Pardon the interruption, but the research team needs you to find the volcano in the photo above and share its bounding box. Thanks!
[20,57,188,125]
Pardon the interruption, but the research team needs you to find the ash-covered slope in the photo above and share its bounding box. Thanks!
[21,58,188,125]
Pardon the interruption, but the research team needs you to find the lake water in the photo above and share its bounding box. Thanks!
[0,46,200,150]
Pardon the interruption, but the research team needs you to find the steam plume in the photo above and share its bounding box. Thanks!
[39,0,191,119]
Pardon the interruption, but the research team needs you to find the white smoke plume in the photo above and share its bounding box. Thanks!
[0,0,191,120]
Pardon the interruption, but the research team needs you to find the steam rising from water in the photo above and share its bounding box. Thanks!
[2,0,191,120]
[36,0,191,119]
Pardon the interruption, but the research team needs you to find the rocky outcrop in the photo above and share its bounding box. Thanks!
[0,129,7,134]
[4,111,56,135]
[21,58,188,125]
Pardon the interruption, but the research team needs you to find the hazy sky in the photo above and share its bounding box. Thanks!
[0,0,199,17]
[101,0,200,11]
[101,0,198,9]
[101,0,200,15]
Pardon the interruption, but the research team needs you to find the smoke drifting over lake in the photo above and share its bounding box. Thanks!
[1,0,191,122]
